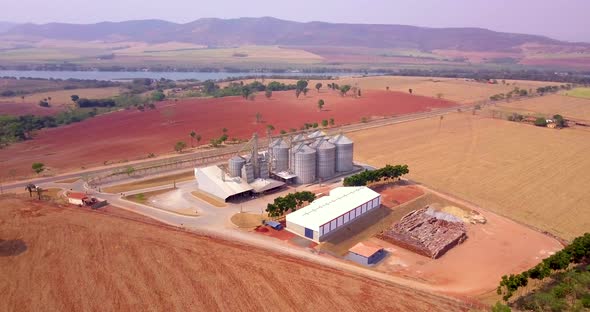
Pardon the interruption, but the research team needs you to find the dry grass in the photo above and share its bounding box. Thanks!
[103,171,194,193]
[348,112,590,240]
[230,212,267,228]
[0,87,122,107]
[123,188,175,204]
[497,94,590,120]
[191,190,226,208]
[220,76,556,104]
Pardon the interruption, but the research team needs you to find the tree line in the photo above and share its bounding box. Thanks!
[497,232,590,301]
[265,191,316,218]
[343,164,409,186]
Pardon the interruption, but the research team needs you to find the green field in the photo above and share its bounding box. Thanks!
[567,87,590,99]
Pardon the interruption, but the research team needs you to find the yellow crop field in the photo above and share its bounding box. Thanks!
[348,112,590,240]
[0,87,123,106]
[498,94,590,120]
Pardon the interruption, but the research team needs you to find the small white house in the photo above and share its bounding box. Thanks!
[286,186,381,242]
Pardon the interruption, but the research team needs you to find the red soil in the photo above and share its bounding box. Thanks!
[0,102,62,116]
[0,90,455,178]
[375,184,425,207]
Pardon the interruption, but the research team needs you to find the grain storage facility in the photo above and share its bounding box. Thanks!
[269,138,290,172]
[293,143,317,184]
[309,138,336,179]
[329,134,354,172]
[286,186,381,242]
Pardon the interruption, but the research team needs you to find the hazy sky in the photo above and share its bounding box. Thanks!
[2,0,589,42]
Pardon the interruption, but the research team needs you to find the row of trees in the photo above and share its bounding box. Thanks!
[497,232,590,301]
[265,191,316,218]
[343,164,409,186]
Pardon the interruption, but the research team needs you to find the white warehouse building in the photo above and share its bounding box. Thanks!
[286,186,381,242]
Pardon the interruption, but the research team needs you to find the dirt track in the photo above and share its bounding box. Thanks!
[0,197,470,312]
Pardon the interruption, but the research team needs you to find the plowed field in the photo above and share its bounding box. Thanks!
[0,196,469,312]
[0,90,455,178]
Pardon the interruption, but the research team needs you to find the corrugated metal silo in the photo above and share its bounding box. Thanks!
[258,154,270,179]
[293,143,316,184]
[330,134,354,172]
[241,161,255,183]
[228,156,246,177]
[269,138,290,172]
[310,139,336,179]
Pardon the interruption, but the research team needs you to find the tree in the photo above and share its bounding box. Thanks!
[190,130,196,147]
[408,88,413,94]
[241,86,252,99]
[296,80,308,92]
[329,118,335,126]
[312,122,318,128]
[32,162,45,174]
[553,114,566,128]
[25,183,36,197]
[196,134,202,145]
[125,166,135,176]
[315,82,322,92]
[255,112,263,123]
[340,85,351,96]
[175,141,187,153]
[280,129,287,135]
[318,99,325,111]
[295,89,302,99]
[151,90,166,101]
[321,119,328,127]
[303,88,309,96]
[71,95,79,103]
[534,117,548,127]
[386,86,390,91]
[222,128,228,134]
[491,302,511,312]
[266,124,275,133]
[265,89,272,99]
[357,89,361,97]
[436,93,444,100]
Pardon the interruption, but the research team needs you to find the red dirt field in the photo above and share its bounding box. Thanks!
[0,90,456,178]
[0,196,470,311]
[375,184,425,207]
[0,102,62,116]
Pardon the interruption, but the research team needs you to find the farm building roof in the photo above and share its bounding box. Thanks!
[194,166,253,201]
[286,186,380,231]
[349,242,383,258]
[67,192,88,200]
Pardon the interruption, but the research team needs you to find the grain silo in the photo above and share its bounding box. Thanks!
[241,161,255,183]
[228,156,246,177]
[310,138,336,179]
[258,154,270,179]
[269,138,290,172]
[330,134,354,172]
[293,143,317,184]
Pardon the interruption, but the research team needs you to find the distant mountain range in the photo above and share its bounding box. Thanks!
[1,17,585,52]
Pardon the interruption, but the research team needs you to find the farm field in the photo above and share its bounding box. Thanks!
[348,112,590,240]
[0,196,470,312]
[566,87,590,99]
[223,76,557,104]
[496,93,590,121]
[0,87,123,115]
[0,89,455,179]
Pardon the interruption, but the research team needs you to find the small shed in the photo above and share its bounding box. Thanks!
[67,192,88,206]
[348,242,386,266]
[264,220,284,231]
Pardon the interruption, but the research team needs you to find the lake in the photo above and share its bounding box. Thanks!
[0,70,363,81]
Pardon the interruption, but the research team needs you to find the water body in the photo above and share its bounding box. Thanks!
[0,70,362,81]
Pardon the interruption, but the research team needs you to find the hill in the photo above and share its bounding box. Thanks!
[2,17,589,70]
[3,17,572,51]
